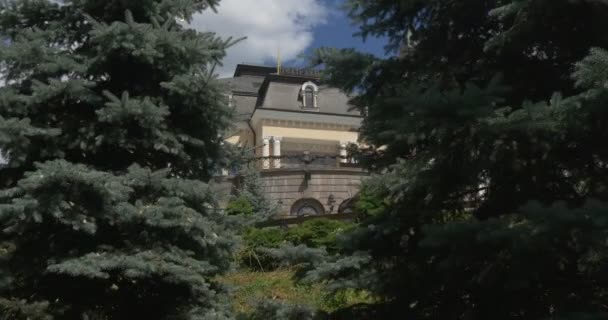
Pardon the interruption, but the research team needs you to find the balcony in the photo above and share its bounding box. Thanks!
[213,153,361,179]
[257,152,361,172]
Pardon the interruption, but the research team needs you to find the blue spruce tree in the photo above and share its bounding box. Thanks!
[0,0,240,318]
[307,1,608,319]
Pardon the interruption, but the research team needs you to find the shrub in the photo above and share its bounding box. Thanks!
[227,196,255,216]
[354,183,391,219]
[218,269,375,318]
[238,227,285,270]
[242,227,285,248]
[238,219,355,271]
[284,219,355,253]
[238,298,322,320]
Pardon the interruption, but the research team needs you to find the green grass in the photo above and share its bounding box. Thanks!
[218,269,372,315]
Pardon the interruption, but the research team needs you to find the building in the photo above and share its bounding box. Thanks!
[219,64,366,218]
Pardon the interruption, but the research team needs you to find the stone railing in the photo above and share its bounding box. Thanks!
[256,152,359,171]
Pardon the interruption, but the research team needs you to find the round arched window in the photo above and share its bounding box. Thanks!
[291,198,325,217]
[297,205,319,216]
[338,197,356,214]
[304,86,315,108]
[300,81,318,109]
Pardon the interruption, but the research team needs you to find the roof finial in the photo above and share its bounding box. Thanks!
[276,44,282,75]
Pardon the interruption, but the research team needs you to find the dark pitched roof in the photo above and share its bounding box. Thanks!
[220,64,360,118]
[217,75,264,95]
[232,64,322,79]
[256,75,359,116]
[233,64,276,77]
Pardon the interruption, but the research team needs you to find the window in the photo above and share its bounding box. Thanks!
[290,198,325,216]
[304,87,315,108]
[300,82,318,109]
[297,205,319,216]
[338,198,356,214]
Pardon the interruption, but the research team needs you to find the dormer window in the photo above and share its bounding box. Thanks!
[305,86,314,108]
[300,81,318,109]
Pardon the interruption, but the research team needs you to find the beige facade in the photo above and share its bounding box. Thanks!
[219,64,366,218]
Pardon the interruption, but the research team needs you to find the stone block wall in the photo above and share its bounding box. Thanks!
[260,168,366,217]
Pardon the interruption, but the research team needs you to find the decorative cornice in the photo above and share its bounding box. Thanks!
[257,107,362,118]
[281,67,322,78]
[251,108,362,129]
[261,118,352,131]
[282,143,339,153]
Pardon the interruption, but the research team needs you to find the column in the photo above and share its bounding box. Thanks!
[262,137,270,169]
[339,142,348,164]
[272,137,282,169]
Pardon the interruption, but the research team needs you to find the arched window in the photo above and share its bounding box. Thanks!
[338,197,357,214]
[304,87,315,108]
[291,198,325,216]
[298,204,319,216]
[300,82,318,109]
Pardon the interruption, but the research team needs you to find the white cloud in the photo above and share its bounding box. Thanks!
[189,0,329,78]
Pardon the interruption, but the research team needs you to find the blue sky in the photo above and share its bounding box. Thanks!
[303,0,388,61]
[282,0,388,67]
[191,0,388,77]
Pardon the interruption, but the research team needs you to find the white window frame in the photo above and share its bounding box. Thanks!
[300,81,319,109]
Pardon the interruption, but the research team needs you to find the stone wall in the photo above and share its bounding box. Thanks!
[260,168,366,217]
